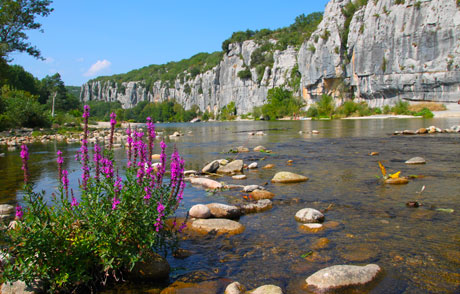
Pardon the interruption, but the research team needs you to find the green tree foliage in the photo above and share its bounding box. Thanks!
[218,101,236,120]
[261,87,303,120]
[237,68,251,80]
[315,94,335,118]
[0,0,53,60]
[39,73,80,112]
[0,85,49,130]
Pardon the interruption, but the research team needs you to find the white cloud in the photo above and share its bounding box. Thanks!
[84,59,111,77]
[44,57,55,64]
[76,57,84,63]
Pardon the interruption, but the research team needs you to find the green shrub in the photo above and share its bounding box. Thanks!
[391,100,411,114]
[306,105,319,118]
[316,94,335,118]
[261,87,303,120]
[414,107,434,118]
[237,68,252,80]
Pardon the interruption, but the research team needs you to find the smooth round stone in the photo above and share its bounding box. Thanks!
[295,208,324,223]
[312,130,320,134]
[248,285,283,294]
[271,172,309,183]
[225,282,246,294]
[189,178,222,190]
[191,219,245,235]
[248,162,258,169]
[253,145,266,152]
[384,177,409,185]
[241,199,272,214]
[301,223,324,233]
[232,174,247,180]
[189,204,211,219]
[184,170,198,176]
[416,128,428,134]
[305,264,382,291]
[0,204,15,215]
[250,189,275,200]
[405,157,426,164]
[206,203,241,219]
[369,152,379,156]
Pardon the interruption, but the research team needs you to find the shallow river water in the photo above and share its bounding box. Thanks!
[1,118,459,293]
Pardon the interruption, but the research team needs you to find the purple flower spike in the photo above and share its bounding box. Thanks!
[109,112,117,149]
[82,105,90,119]
[57,150,63,180]
[146,117,156,159]
[20,144,29,184]
[71,197,79,207]
[112,196,120,210]
[62,170,69,197]
[15,205,23,219]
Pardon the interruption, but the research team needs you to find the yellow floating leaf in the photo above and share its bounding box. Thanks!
[389,171,401,179]
[378,161,386,177]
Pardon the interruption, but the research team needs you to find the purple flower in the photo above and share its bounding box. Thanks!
[71,196,79,207]
[146,117,156,159]
[80,139,90,189]
[109,112,116,149]
[20,144,29,184]
[62,170,69,197]
[15,205,23,219]
[82,105,90,119]
[57,150,63,180]
[126,126,133,164]
[93,144,102,180]
[114,176,123,196]
[101,157,114,179]
[178,221,187,233]
[112,196,120,210]
[154,202,165,232]
[144,186,151,200]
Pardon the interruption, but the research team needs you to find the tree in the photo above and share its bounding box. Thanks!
[0,0,53,61]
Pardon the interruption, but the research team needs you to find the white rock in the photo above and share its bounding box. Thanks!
[295,208,324,223]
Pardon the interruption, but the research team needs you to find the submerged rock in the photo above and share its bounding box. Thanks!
[189,204,211,219]
[295,208,324,223]
[405,157,426,164]
[237,146,249,153]
[191,219,245,235]
[271,172,309,183]
[249,189,275,200]
[262,164,275,169]
[301,223,324,233]
[130,253,170,281]
[305,264,381,291]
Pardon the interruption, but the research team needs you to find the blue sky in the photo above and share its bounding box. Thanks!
[10,0,330,86]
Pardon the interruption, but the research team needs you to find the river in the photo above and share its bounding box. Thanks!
[1,118,459,293]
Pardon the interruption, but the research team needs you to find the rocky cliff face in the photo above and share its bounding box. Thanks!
[80,40,297,114]
[81,0,460,112]
[299,0,460,107]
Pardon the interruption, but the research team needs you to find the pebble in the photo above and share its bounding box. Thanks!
[262,164,275,169]
[189,204,211,219]
[312,130,320,134]
[217,160,244,174]
[405,157,426,164]
[301,223,324,233]
[248,162,258,169]
[237,146,249,153]
[384,177,409,185]
[232,175,247,180]
[202,160,220,173]
[241,199,273,214]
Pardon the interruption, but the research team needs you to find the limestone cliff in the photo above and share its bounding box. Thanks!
[298,0,460,107]
[80,40,297,114]
[81,0,460,112]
